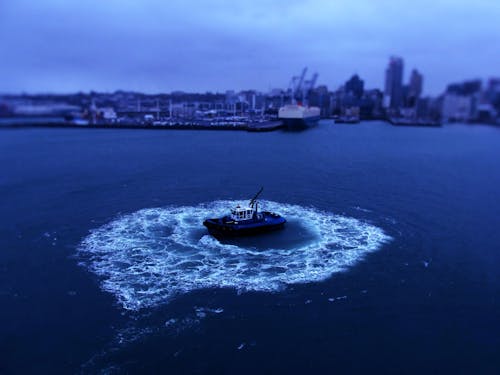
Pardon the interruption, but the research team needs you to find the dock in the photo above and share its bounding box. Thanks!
[0,118,285,132]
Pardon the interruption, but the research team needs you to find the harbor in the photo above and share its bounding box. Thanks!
[0,117,285,131]
[4,63,500,130]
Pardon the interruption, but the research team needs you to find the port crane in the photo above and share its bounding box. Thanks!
[287,67,319,104]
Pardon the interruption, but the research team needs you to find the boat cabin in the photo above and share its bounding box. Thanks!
[230,206,255,221]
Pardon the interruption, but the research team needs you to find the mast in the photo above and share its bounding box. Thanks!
[249,187,264,209]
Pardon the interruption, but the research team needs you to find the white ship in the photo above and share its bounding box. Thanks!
[278,104,320,129]
[278,67,321,129]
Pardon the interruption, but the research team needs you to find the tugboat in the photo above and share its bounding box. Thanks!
[203,188,286,237]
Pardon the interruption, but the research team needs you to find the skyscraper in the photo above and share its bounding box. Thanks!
[409,69,423,98]
[407,69,423,107]
[384,56,404,109]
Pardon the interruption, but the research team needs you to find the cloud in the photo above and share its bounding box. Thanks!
[0,0,499,94]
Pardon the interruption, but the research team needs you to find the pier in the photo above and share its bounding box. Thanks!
[0,118,285,132]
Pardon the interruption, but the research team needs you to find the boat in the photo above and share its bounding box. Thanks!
[388,116,442,127]
[203,188,286,237]
[335,116,360,124]
[335,107,360,124]
[278,104,320,130]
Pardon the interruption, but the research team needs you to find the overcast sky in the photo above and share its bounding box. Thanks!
[1,0,499,95]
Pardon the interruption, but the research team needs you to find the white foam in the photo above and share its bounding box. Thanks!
[78,200,391,311]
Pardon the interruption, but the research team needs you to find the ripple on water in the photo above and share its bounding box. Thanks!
[78,200,391,311]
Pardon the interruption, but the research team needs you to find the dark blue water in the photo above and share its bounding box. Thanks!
[1,122,499,374]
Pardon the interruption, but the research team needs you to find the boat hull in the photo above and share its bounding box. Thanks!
[282,116,320,130]
[203,212,286,237]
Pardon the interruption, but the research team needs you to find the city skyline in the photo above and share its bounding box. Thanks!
[1,0,499,95]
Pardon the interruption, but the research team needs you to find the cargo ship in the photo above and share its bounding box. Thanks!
[278,104,320,130]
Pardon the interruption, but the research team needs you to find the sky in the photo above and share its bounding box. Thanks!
[0,0,499,95]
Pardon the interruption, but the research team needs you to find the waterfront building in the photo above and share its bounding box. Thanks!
[239,90,265,112]
[442,80,482,122]
[345,74,364,99]
[11,102,81,117]
[486,78,500,112]
[442,94,474,122]
[384,56,404,109]
[407,69,423,107]
[308,85,331,117]
[475,104,497,123]
[363,89,384,118]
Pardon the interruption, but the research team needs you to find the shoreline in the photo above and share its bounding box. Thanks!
[0,119,285,132]
[2,118,499,131]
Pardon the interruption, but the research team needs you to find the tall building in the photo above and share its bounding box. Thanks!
[345,74,364,99]
[408,69,423,104]
[384,56,404,109]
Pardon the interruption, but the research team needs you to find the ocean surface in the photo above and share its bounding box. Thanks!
[0,121,499,374]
